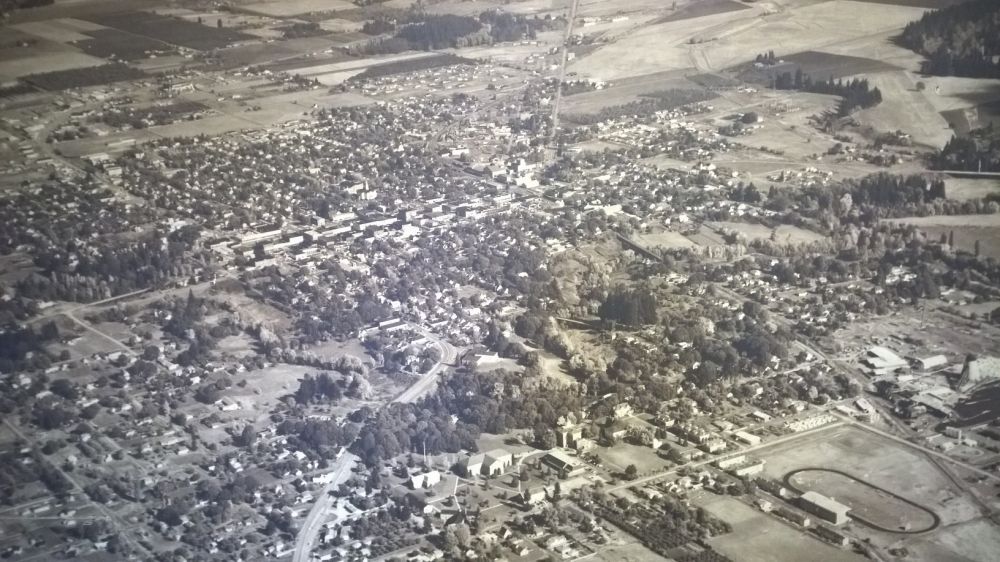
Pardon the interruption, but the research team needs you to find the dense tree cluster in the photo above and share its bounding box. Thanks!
[899,0,1000,78]
[769,70,882,116]
[933,125,1000,172]
[598,287,658,326]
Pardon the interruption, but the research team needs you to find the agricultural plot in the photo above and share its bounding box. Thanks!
[241,0,357,18]
[654,0,750,24]
[75,28,175,60]
[850,0,967,7]
[84,11,253,50]
[22,62,147,90]
[943,177,1000,201]
[349,53,476,82]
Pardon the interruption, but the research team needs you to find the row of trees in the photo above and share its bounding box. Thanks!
[769,70,882,116]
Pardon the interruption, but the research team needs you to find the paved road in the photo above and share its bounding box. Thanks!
[291,452,358,562]
[547,0,581,147]
[293,322,459,561]
[393,323,459,404]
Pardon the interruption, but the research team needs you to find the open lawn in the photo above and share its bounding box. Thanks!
[699,495,863,562]
[631,229,698,250]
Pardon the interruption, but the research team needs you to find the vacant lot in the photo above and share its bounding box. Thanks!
[699,495,864,562]
[891,214,1000,260]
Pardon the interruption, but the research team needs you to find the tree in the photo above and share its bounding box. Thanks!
[624,464,638,480]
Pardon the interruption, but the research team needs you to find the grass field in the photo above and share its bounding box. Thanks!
[632,229,698,250]
[737,51,900,85]
[944,178,1000,202]
[707,221,826,245]
[699,495,864,562]
[891,214,1000,260]
[85,11,253,50]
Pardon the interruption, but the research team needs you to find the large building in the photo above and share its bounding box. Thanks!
[958,355,1000,391]
[541,450,587,478]
[798,491,851,526]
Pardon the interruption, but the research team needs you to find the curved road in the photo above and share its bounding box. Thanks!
[292,323,458,562]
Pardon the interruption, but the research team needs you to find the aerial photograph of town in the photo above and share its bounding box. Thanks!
[0,0,999,560]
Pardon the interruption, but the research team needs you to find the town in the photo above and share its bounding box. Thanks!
[1,0,1000,561]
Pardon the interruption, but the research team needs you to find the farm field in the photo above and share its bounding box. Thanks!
[83,10,253,50]
[241,0,357,17]
[890,214,1000,260]
[736,51,900,85]
[698,495,864,562]
[0,50,105,82]
[22,62,147,90]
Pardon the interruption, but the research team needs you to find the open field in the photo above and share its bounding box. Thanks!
[944,177,1000,202]
[0,50,105,82]
[707,221,826,245]
[736,51,900,84]
[654,0,749,24]
[631,229,698,250]
[890,214,1000,260]
[84,11,253,51]
[22,62,147,90]
[758,425,983,535]
[572,0,928,81]
[561,69,695,113]
[75,28,175,60]
[699,494,864,562]
[242,0,357,17]
[787,468,939,532]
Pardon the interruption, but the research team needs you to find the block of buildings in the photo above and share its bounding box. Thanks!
[798,491,850,526]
